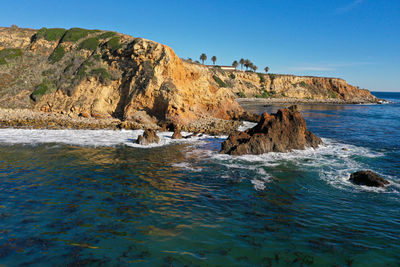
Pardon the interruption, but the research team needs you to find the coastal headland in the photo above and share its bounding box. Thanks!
[0,26,379,133]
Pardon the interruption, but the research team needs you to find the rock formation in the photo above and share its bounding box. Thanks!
[136,129,160,145]
[0,26,380,132]
[220,106,322,155]
[349,170,390,187]
[171,124,183,139]
[220,71,379,103]
[0,26,243,132]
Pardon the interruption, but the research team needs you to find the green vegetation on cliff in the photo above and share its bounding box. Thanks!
[0,48,22,65]
[213,75,227,87]
[90,68,111,83]
[30,80,55,101]
[62,28,99,42]
[256,89,276,98]
[98,31,117,39]
[36,28,66,41]
[78,37,99,51]
[48,46,65,63]
[106,37,122,51]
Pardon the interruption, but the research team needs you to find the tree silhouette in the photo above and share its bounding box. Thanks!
[244,59,250,71]
[211,56,217,65]
[239,58,245,71]
[253,65,258,72]
[232,60,239,70]
[264,66,270,73]
[200,53,207,64]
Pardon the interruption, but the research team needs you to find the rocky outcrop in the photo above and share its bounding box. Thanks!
[349,170,389,187]
[220,106,322,155]
[136,129,160,145]
[171,124,183,139]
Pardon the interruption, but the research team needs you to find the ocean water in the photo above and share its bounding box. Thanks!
[0,92,399,266]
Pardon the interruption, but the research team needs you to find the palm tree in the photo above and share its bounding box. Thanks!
[232,60,239,70]
[253,65,258,72]
[244,59,250,71]
[200,53,207,64]
[239,58,245,71]
[250,63,255,72]
[211,56,217,65]
[264,66,270,73]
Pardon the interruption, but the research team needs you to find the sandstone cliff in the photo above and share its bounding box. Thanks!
[0,26,378,130]
[0,26,243,129]
[211,69,378,103]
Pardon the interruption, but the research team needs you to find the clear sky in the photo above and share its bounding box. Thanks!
[1,0,399,91]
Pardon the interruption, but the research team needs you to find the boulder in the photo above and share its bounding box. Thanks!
[220,106,322,155]
[349,170,389,187]
[171,124,183,139]
[135,128,159,145]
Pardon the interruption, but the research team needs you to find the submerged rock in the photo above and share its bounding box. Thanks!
[220,106,322,155]
[136,129,159,145]
[349,170,389,187]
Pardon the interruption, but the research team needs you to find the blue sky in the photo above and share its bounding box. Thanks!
[1,0,399,91]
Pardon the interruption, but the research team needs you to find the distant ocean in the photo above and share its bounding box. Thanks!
[0,92,399,266]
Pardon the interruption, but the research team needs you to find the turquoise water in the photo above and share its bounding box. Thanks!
[0,92,399,266]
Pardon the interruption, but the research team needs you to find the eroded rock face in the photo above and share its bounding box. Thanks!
[171,124,183,139]
[349,170,389,187]
[136,129,159,145]
[220,106,322,155]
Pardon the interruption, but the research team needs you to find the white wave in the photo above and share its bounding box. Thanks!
[0,128,211,148]
[1,128,395,194]
[171,162,203,172]
[238,121,257,131]
[205,138,396,192]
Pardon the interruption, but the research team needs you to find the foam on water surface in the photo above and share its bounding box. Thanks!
[0,128,211,148]
[0,128,396,193]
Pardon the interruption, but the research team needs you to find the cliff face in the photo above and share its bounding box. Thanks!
[0,27,243,127]
[213,70,377,103]
[0,26,378,128]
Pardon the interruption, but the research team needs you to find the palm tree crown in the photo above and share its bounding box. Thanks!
[211,56,217,65]
[264,66,270,73]
[232,60,239,70]
[200,53,207,64]
[239,58,245,71]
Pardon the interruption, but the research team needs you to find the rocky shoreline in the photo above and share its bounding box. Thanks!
[236,97,381,105]
[0,108,241,135]
[0,95,383,134]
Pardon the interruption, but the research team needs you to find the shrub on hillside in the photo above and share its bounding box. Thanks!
[36,28,66,41]
[0,48,23,65]
[48,46,65,63]
[106,37,122,51]
[30,80,55,101]
[213,75,227,87]
[98,31,117,39]
[62,28,99,42]
[78,38,99,51]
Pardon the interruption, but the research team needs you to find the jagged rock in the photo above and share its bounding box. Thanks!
[171,124,182,139]
[239,111,261,123]
[220,106,322,155]
[349,170,389,187]
[136,128,159,145]
[79,112,90,118]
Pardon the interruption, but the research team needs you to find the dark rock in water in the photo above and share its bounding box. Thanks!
[349,170,389,187]
[220,106,322,155]
[171,124,183,139]
[136,129,159,145]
